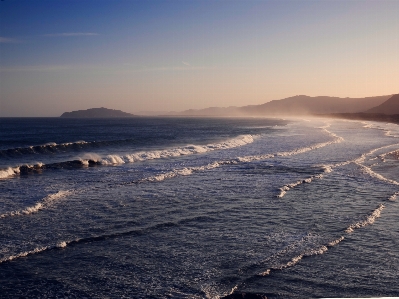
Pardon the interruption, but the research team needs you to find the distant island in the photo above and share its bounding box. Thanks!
[60,107,136,118]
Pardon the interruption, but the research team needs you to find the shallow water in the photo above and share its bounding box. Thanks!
[0,117,398,298]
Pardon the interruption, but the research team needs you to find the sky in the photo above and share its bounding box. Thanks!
[0,0,398,117]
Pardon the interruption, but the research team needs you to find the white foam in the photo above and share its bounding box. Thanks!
[345,204,385,233]
[273,244,329,272]
[353,143,399,164]
[379,148,399,161]
[0,240,72,264]
[389,192,399,201]
[276,126,344,157]
[140,162,223,183]
[100,134,255,165]
[276,167,329,198]
[57,241,68,248]
[0,246,50,263]
[259,235,344,277]
[0,167,20,179]
[0,190,72,219]
[356,163,399,186]
[138,126,345,185]
[327,236,344,246]
[362,121,399,138]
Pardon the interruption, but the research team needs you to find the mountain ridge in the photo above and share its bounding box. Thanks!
[175,95,392,116]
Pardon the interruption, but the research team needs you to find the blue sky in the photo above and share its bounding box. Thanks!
[1,0,398,116]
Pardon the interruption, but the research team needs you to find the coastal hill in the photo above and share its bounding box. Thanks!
[176,95,392,116]
[320,94,399,124]
[60,107,135,118]
[364,94,399,114]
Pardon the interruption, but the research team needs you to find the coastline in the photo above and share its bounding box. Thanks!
[318,113,399,125]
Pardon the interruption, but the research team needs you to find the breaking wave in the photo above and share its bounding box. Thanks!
[345,204,385,233]
[100,134,254,165]
[276,165,332,198]
[0,214,215,264]
[0,135,255,180]
[355,163,399,186]
[0,167,21,179]
[0,140,89,158]
[0,190,73,219]
[0,241,70,264]
[389,192,399,201]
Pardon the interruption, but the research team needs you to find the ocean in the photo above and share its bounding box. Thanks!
[0,117,398,298]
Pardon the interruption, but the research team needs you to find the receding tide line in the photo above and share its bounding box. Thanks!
[0,190,72,219]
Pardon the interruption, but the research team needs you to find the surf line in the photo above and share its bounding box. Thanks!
[0,190,73,219]
[261,204,384,275]
[0,212,219,265]
[128,126,344,185]
[276,165,332,198]
[277,141,399,199]
[224,203,386,298]
[362,121,399,138]
[0,135,255,180]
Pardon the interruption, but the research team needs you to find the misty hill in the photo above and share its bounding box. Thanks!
[364,94,399,114]
[177,95,392,116]
[60,107,135,118]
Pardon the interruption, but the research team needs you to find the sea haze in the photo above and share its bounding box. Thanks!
[0,117,398,298]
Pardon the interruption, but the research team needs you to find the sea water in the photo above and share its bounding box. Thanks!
[0,117,398,298]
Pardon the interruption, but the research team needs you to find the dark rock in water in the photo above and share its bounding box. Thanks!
[221,293,269,299]
[60,107,135,118]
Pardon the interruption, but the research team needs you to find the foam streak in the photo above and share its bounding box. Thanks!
[0,190,72,219]
[345,204,385,233]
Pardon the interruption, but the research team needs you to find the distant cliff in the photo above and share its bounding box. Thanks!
[60,107,135,118]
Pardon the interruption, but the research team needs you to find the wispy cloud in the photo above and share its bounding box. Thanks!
[182,61,191,67]
[0,37,22,43]
[42,32,99,37]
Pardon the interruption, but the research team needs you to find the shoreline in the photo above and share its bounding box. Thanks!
[318,113,399,125]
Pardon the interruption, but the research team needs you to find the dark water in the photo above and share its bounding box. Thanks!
[0,117,398,298]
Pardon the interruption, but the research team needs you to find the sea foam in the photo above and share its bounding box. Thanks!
[345,204,385,233]
[134,125,345,185]
[99,134,255,165]
[0,190,72,219]
[0,167,20,179]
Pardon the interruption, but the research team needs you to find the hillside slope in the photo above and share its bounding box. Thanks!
[364,94,399,114]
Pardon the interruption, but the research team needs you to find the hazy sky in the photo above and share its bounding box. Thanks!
[1,0,398,117]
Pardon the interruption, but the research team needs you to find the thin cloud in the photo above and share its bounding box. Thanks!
[0,37,22,43]
[43,32,99,37]
[182,61,191,67]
